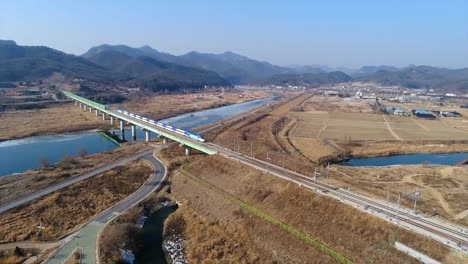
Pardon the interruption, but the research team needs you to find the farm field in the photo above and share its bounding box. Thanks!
[208,93,468,226]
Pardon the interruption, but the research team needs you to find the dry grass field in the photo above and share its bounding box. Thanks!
[0,160,150,243]
[0,105,108,141]
[331,165,468,225]
[169,155,463,263]
[117,91,269,120]
[0,142,151,205]
[207,94,468,227]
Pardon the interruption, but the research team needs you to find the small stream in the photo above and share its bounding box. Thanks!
[135,206,178,264]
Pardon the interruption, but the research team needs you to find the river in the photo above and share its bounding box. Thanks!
[0,96,275,176]
[341,152,468,167]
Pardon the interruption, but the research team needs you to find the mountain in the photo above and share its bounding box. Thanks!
[83,44,178,63]
[357,66,468,92]
[264,71,353,87]
[0,40,119,83]
[176,51,287,83]
[83,44,290,84]
[353,65,400,77]
[0,41,230,92]
[86,50,230,91]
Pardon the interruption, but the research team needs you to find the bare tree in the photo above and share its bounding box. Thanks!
[39,157,50,169]
[77,148,88,158]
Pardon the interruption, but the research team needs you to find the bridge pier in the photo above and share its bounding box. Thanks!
[89,107,92,113]
[83,105,86,111]
[119,120,125,141]
[95,109,99,116]
[102,113,106,121]
[185,147,192,156]
[162,137,169,144]
[110,116,114,126]
[75,101,78,106]
[145,130,150,142]
[79,103,82,109]
[131,125,137,141]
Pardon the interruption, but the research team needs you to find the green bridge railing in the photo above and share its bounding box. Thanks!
[62,90,217,155]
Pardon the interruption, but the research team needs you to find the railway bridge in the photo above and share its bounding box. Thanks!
[62,90,216,155]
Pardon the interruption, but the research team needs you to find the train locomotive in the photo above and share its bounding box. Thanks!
[116,109,206,142]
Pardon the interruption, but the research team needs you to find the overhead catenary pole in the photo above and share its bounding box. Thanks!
[396,193,401,223]
[386,189,390,219]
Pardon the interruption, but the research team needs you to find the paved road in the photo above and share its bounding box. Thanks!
[46,150,166,264]
[0,150,154,214]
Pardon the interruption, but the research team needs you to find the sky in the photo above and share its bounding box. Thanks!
[1,0,467,68]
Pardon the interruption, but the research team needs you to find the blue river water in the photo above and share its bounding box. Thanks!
[0,97,274,176]
[341,152,468,167]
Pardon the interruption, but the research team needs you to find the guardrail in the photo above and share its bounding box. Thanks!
[62,90,107,112]
[180,163,353,264]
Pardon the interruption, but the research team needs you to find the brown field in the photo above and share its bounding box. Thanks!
[0,160,150,243]
[118,91,269,121]
[169,155,464,263]
[0,105,108,141]
[0,91,268,141]
[207,94,468,226]
[331,165,468,225]
[0,142,151,205]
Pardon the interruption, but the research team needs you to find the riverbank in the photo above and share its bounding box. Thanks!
[0,91,268,142]
[339,140,468,160]
[0,142,152,204]
[0,159,151,243]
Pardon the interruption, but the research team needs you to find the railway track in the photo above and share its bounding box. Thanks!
[208,143,468,251]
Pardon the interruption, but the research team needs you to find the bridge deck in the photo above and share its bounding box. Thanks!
[62,91,217,154]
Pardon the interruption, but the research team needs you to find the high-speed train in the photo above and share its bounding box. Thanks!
[116,109,205,142]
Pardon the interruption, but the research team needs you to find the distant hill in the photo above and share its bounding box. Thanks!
[357,66,468,92]
[83,44,291,84]
[82,44,178,63]
[0,40,119,83]
[353,65,401,77]
[263,71,353,87]
[86,50,230,91]
[0,41,230,92]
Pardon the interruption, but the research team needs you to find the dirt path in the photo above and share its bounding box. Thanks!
[455,210,468,220]
[0,241,59,250]
[383,115,403,140]
[316,119,329,138]
[411,116,429,131]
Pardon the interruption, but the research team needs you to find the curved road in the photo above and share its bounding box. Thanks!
[46,150,167,264]
[0,149,155,214]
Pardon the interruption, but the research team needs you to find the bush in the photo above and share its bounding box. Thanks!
[58,155,77,170]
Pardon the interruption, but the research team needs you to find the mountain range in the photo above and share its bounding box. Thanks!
[1,40,467,93]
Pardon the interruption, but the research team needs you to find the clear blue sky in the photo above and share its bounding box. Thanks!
[1,0,467,68]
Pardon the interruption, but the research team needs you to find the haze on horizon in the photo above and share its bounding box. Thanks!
[1,0,467,69]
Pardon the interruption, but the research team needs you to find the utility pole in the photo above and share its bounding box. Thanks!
[266,152,271,174]
[250,142,253,158]
[386,190,390,219]
[402,188,420,214]
[282,152,285,168]
[37,221,46,241]
[396,193,401,224]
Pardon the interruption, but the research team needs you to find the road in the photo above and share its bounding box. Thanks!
[206,143,468,253]
[46,150,166,264]
[0,149,154,214]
